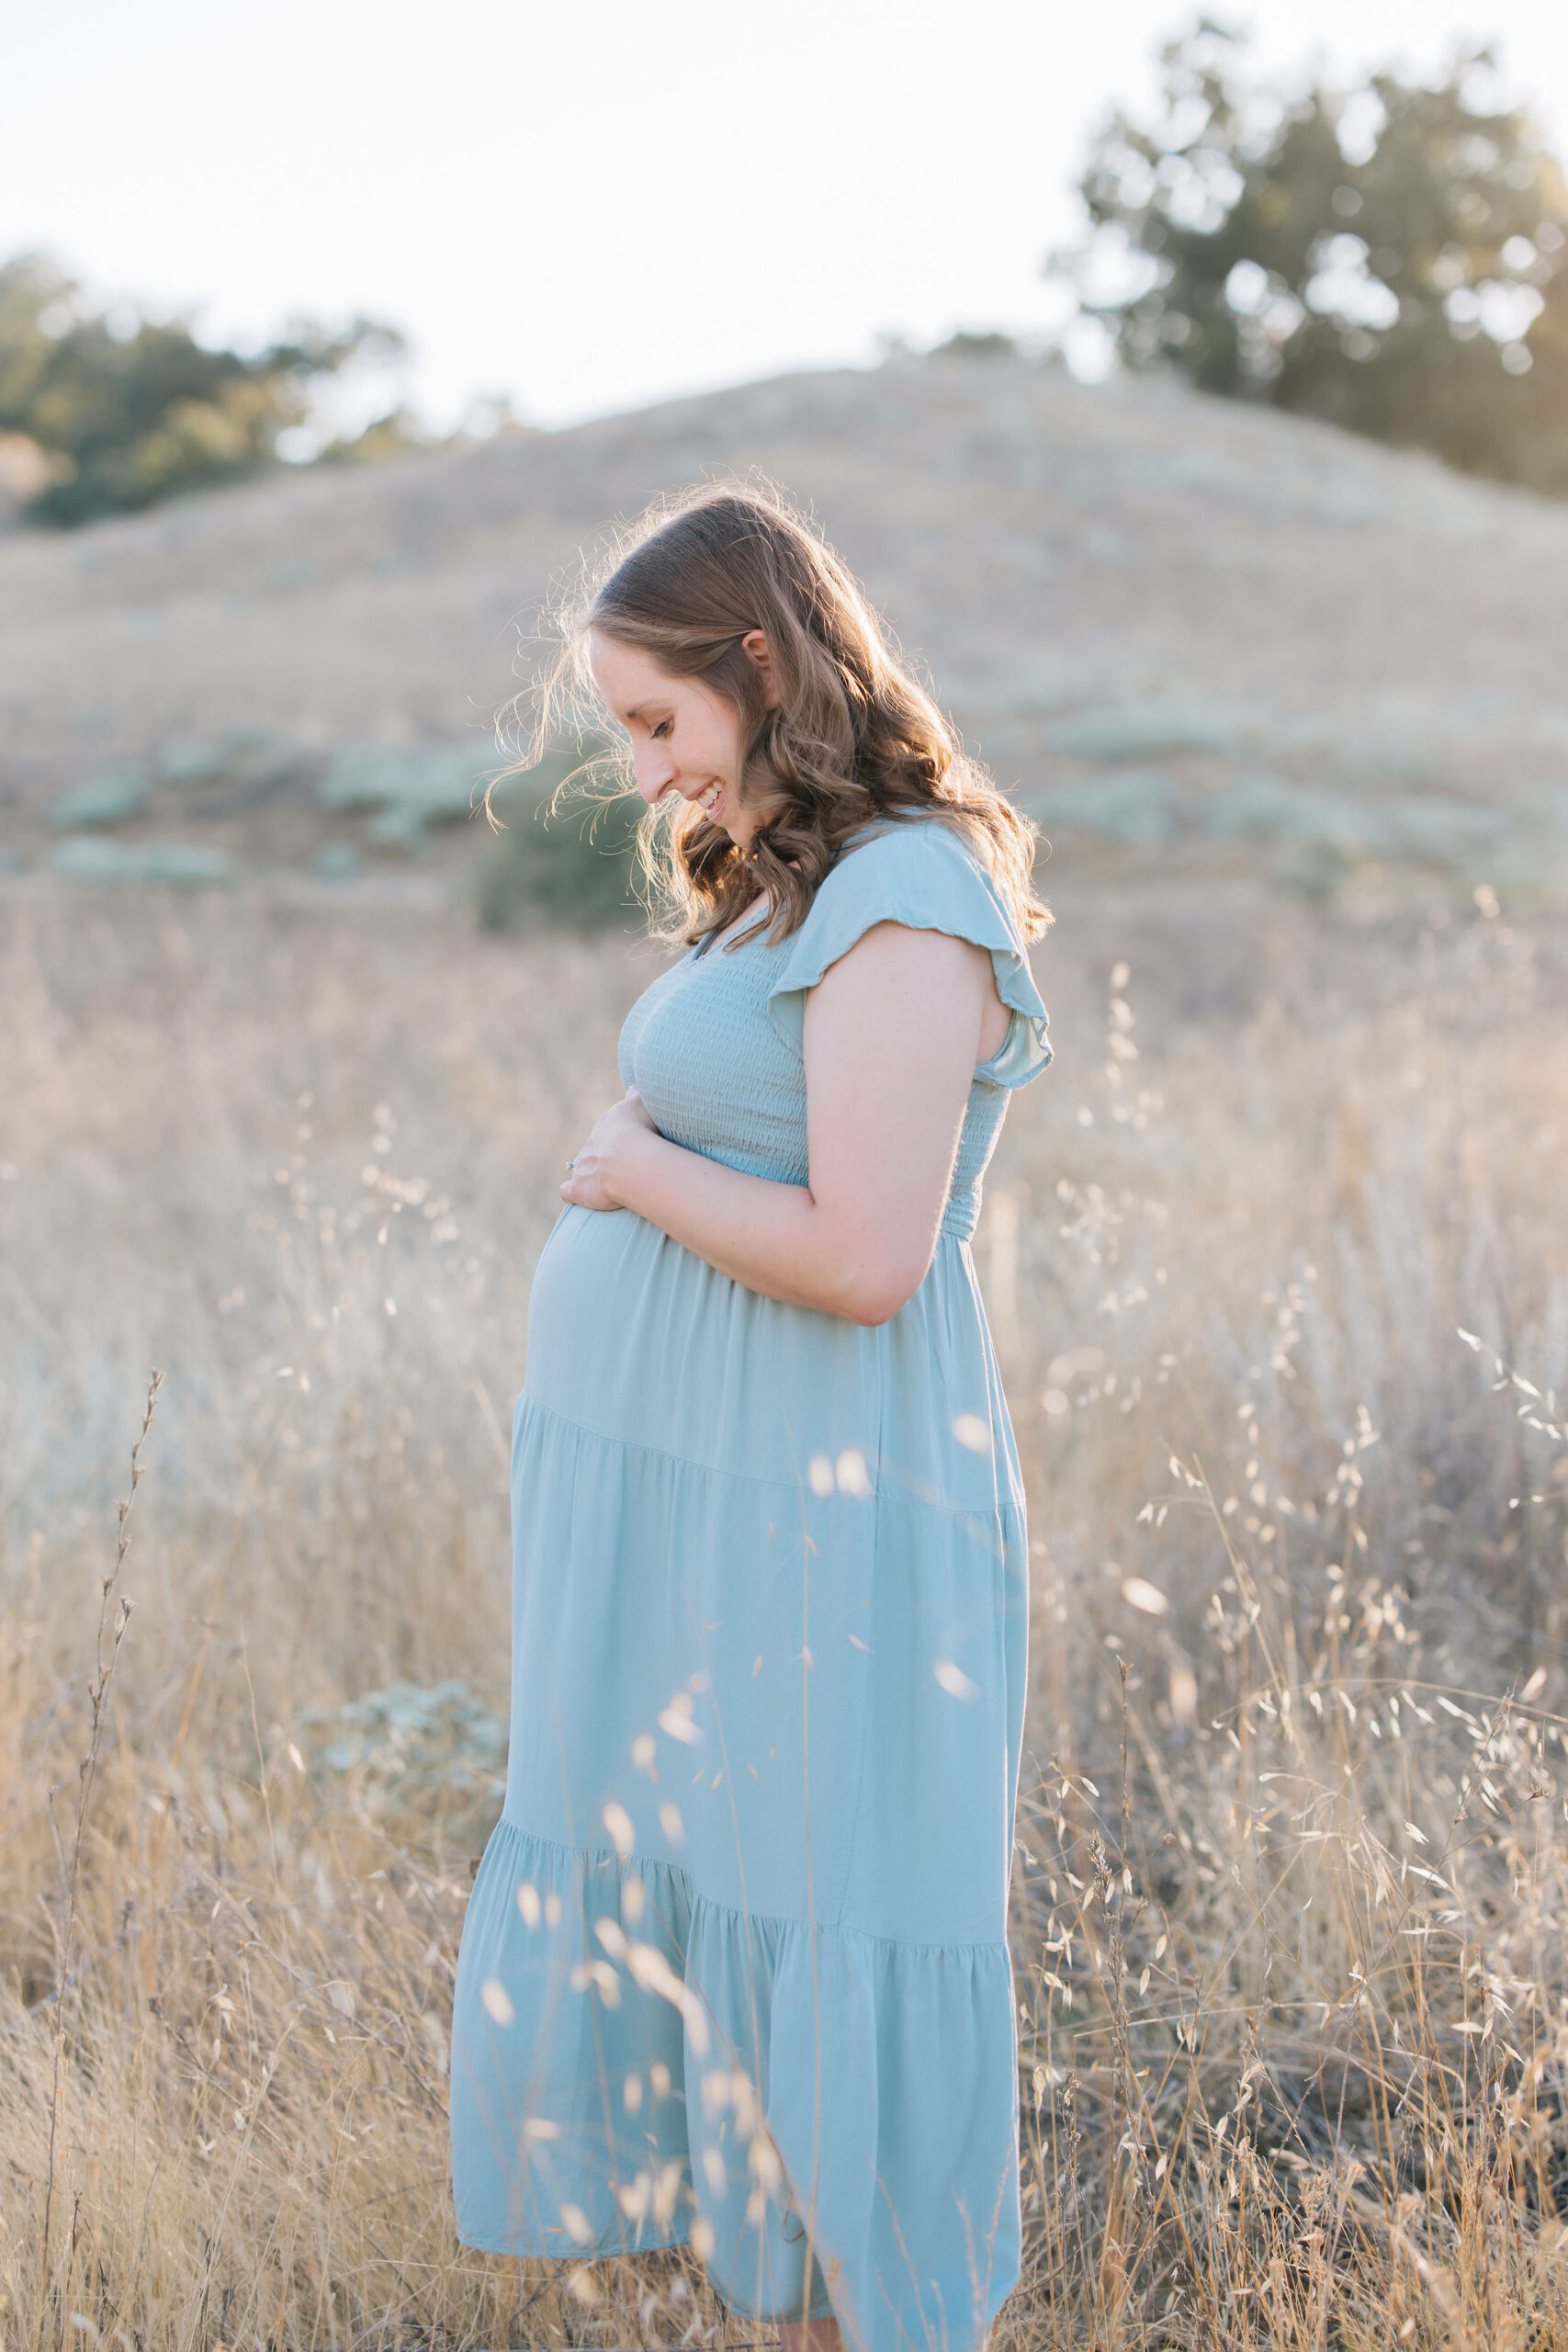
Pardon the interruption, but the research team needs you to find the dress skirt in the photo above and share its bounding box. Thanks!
[451,1204,1030,2352]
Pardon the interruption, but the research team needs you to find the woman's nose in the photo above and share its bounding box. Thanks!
[633,746,676,806]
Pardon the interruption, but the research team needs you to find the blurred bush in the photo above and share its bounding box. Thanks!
[291,1680,507,1818]
[1028,763,1563,891]
[49,838,237,887]
[49,767,149,830]
[1061,21,1568,494]
[157,725,299,794]
[476,743,647,933]
[317,741,494,847]
[314,841,363,883]
[43,729,304,837]
[1047,698,1254,763]
[1035,769,1179,844]
[927,330,1022,363]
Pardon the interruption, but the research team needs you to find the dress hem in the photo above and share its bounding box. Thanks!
[449,2221,839,2324]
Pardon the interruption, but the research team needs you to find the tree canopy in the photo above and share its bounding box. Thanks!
[0,253,411,527]
[1061,22,1568,493]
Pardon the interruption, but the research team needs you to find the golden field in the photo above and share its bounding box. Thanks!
[3,862,1566,2349]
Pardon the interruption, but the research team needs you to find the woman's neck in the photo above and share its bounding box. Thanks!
[706,892,770,952]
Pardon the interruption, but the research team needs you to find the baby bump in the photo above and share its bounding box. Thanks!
[524,1204,877,1490]
[524,1209,1017,1518]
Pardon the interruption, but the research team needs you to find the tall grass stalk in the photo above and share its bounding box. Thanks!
[34,1371,160,2343]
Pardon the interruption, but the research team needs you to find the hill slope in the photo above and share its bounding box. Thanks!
[3,355,1567,892]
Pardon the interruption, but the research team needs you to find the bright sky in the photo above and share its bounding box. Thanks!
[3,0,1566,431]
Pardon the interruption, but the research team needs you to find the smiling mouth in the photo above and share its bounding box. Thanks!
[658,780,723,817]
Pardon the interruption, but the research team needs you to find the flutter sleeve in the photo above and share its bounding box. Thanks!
[764,818,1052,1086]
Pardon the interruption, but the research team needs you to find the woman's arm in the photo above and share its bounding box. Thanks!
[560,922,999,1325]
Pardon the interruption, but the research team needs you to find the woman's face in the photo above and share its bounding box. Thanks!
[589,631,768,853]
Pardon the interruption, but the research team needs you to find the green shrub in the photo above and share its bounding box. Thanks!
[476,746,647,933]
[317,741,493,847]
[49,838,237,887]
[292,1679,506,1807]
[1032,768,1180,844]
[314,842,362,882]
[1046,700,1256,763]
[49,768,149,830]
[157,726,299,793]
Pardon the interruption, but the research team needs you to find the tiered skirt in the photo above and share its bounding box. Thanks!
[451,1204,1030,2352]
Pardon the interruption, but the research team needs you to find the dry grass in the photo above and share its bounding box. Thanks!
[2,871,1566,2350]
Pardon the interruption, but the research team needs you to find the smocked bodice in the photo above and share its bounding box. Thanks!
[615,819,1051,1245]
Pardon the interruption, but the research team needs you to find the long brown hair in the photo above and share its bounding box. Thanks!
[502,480,1051,952]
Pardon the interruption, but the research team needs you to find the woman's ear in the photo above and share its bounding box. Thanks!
[740,628,780,709]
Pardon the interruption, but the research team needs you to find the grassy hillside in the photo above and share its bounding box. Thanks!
[3,352,1567,900]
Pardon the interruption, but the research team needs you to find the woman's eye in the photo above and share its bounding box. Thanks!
[650,718,672,741]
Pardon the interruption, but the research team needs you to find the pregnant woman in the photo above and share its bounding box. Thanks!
[451,486,1052,2352]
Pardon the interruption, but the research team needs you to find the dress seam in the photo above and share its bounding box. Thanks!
[515,1391,1020,1540]
[516,1391,826,1498]
[489,1815,1010,1956]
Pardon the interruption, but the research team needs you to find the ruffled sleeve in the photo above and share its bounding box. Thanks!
[765,818,1052,1087]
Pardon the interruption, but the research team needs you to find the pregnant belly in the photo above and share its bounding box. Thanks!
[522,1205,1018,1514]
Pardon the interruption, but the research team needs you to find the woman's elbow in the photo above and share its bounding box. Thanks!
[835,1250,932,1328]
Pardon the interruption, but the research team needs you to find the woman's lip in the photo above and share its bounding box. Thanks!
[665,781,725,818]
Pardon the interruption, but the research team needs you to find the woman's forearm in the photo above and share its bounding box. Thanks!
[612,1131,924,1325]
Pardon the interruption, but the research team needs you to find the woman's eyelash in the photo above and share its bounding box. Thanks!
[650,719,672,740]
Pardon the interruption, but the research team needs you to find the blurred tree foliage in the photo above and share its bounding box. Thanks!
[0,252,412,526]
[1065,21,1568,492]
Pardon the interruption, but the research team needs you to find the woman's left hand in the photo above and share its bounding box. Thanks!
[560,1087,661,1210]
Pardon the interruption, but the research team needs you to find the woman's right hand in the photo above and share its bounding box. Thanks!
[560,1087,661,1211]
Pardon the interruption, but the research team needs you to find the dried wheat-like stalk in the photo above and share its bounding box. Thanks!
[35,1371,161,2346]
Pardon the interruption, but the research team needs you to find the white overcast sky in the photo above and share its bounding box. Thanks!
[3,0,1566,430]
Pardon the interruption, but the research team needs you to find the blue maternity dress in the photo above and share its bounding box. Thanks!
[451,815,1051,2352]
